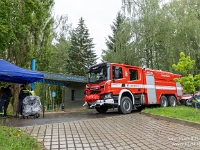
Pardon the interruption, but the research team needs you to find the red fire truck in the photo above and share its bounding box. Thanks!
[83,62,183,114]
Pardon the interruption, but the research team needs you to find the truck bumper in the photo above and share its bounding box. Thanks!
[83,99,115,108]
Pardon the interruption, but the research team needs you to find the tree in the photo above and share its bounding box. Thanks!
[105,12,124,53]
[173,52,200,113]
[66,17,97,76]
[102,12,134,65]
[51,34,71,73]
[0,1,15,56]
[173,52,196,93]
[0,0,54,68]
[122,0,163,68]
[121,0,200,72]
[0,0,55,114]
[36,13,72,109]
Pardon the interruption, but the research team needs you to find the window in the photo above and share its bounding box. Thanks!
[112,66,123,79]
[88,65,108,83]
[71,90,75,101]
[130,69,138,80]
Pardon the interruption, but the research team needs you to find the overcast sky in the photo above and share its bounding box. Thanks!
[53,0,122,63]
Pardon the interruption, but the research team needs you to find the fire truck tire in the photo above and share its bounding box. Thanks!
[95,106,108,113]
[168,96,177,106]
[160,95,168,107]
[119,96,133,114]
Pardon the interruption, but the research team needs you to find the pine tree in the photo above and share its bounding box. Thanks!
[105,12,125,52]
[67,17,97,76]
[102,12,133,65]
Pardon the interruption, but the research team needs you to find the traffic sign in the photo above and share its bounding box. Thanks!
[52,91,56,97]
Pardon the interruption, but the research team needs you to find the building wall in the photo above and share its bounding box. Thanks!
[63,83,86,110]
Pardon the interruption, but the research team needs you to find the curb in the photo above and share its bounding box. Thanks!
[141,112,200,129]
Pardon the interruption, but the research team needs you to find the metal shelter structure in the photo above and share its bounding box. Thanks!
[38,72,87,118]
[40,72,87,85]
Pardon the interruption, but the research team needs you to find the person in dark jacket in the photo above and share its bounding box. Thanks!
[18,85,30,115]
[4,85,13,116]
[0,87,5,117]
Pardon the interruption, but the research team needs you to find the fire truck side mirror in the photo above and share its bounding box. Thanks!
[142,65,146,70]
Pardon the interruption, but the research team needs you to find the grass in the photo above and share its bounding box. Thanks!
[1,105,42,149]
[0,126,42,150]
[142,105,200,123]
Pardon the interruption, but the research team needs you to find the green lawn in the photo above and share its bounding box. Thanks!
[0,126,42,150]
[142,106,200,123]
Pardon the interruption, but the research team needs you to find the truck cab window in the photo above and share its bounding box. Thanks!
[112,66,123,79]
[88,64,109,83]
[130,69,138,80]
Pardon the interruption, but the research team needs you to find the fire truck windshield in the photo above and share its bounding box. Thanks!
[88,65,109,83]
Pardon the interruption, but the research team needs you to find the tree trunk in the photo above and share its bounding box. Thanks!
[12,84,20,116]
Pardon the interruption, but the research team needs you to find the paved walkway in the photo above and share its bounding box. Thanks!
[19,113,200,150]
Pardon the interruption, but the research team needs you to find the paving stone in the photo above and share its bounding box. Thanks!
[91,147,99,150]
[67,140,74,144]
[44,145,50,149]
[90,143,97,147]
[52,138,58,142]
[51,145,59,149]
[68,148,75,150]
[19,113,200,150]
[52,141,58,145]
[76,148,83,150]
[44,141,51,146]
[59,144,67,148]
[75,143,83,148]
[108,148,116,150]
[68,143,75,148]
[83,148,91,150]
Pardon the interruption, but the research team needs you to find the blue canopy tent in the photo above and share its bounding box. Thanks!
[0,59,45,118]
[0,59,44,84]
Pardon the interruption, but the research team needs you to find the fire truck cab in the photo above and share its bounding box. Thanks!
[84,62,183,114]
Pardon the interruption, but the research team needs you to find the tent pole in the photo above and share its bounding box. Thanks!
[42,78,45,118]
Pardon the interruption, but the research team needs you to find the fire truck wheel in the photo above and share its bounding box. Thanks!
[168,96,177,106]
[95,106,108,113]
[160,96,168,107]
[119,96,133,114]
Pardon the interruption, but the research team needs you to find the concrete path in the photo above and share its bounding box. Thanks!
[19,113,200,150]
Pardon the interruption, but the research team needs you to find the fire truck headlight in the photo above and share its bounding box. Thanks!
[101,93,113,100]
